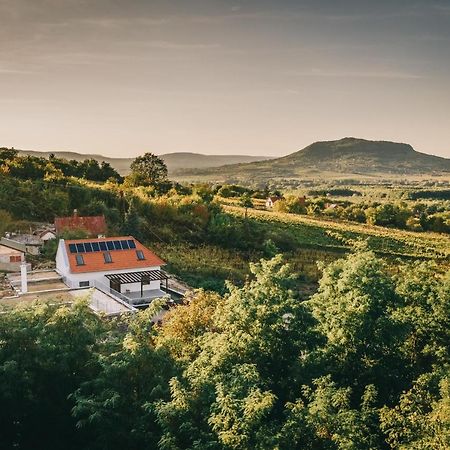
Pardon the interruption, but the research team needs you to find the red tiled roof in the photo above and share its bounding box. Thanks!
[55,215,107,236]
[65,236,165,273]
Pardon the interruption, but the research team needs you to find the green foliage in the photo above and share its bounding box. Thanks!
[127,153,168,186]
[217,184,254,198]
[0,149,121,182]
[0,300,104,450]
[281,377,380,449]
[0,209,14,235]
[408,189,450,201]
[308,248,408,402]
[365,203,411,228]
[156,256,320,449]
[121,198,145,241]
[0,250,449,449]
[380,370,450,449]
[72,306,176,450]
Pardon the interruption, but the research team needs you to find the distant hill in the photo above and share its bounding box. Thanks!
[16,149,272,175]
[177,138,450,183]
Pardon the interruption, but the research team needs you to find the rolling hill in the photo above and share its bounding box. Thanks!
[16,149,272,175]
[176,138,450,183]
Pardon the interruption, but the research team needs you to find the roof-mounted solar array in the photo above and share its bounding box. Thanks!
[69,239,136,254]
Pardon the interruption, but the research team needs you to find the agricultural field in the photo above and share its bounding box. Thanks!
[224,205,450,261]
[153,242,255,293]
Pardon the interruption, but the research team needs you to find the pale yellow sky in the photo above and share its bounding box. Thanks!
[1,0,450,158]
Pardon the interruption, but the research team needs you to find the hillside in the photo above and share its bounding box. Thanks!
[176,137,450,183]
[17,149,272,175]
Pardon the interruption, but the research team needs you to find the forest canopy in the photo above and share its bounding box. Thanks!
[1,249,448,450]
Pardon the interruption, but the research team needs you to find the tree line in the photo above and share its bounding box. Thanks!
[271,195,450,234]
[0,148,122,182]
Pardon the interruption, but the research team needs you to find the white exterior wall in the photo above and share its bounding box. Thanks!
[55,239,69,276]
[0,254,23,263]
[65,267,161,291]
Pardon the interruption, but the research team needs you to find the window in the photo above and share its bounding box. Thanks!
[136,250,145,260]
[79,281,90,287]
[10,255,21,263]
[75,254,85,266]
[103,252,112,263]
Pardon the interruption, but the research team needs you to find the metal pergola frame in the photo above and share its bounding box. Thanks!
[105,270,168,297]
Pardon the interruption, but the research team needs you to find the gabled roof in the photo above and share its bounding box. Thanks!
[0,244,22,255]
[55,215,107,236]
[64,236,165,273]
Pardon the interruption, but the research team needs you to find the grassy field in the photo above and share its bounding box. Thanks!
[153,242,257,293]
[149,203,448,294]
[224,205,450,260]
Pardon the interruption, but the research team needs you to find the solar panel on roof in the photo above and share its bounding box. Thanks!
[128,240,136,249]
[120,240,129,249]
[113,240,122,250]
[84,242,93,252]
[99,242,107,251]
[106,241,114,251]
[92,242,100,252]
[76,243,85,253]
[69,244,77,253]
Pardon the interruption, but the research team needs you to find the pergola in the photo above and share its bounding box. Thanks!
[105,270,168,297]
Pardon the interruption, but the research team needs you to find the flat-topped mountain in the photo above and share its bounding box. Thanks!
[16,149,272,175]
[177,138,450,182]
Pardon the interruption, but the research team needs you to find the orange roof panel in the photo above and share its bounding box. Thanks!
[65,236,165,273]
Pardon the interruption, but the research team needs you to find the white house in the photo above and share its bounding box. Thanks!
[265,196,282,209]
[0,243,26,272]
[56,236,168,304]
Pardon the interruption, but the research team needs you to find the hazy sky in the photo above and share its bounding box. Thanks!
[1,0,450,158]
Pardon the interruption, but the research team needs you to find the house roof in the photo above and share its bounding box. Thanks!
[0,244,22,256]
[55,215,107,236]
[267,196,282,202]
[64,236,165,273]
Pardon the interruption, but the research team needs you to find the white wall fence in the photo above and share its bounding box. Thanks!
[92,279,135,306]
[62,276,134,306]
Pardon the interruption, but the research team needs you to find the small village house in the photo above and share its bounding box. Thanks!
[55,210,107,236]
[56,236,168,305]
[0,243,29,272]
[37,229,57,243]
[265,196,283,208]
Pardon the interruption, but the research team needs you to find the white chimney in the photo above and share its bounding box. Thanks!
[20,263,28,294]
